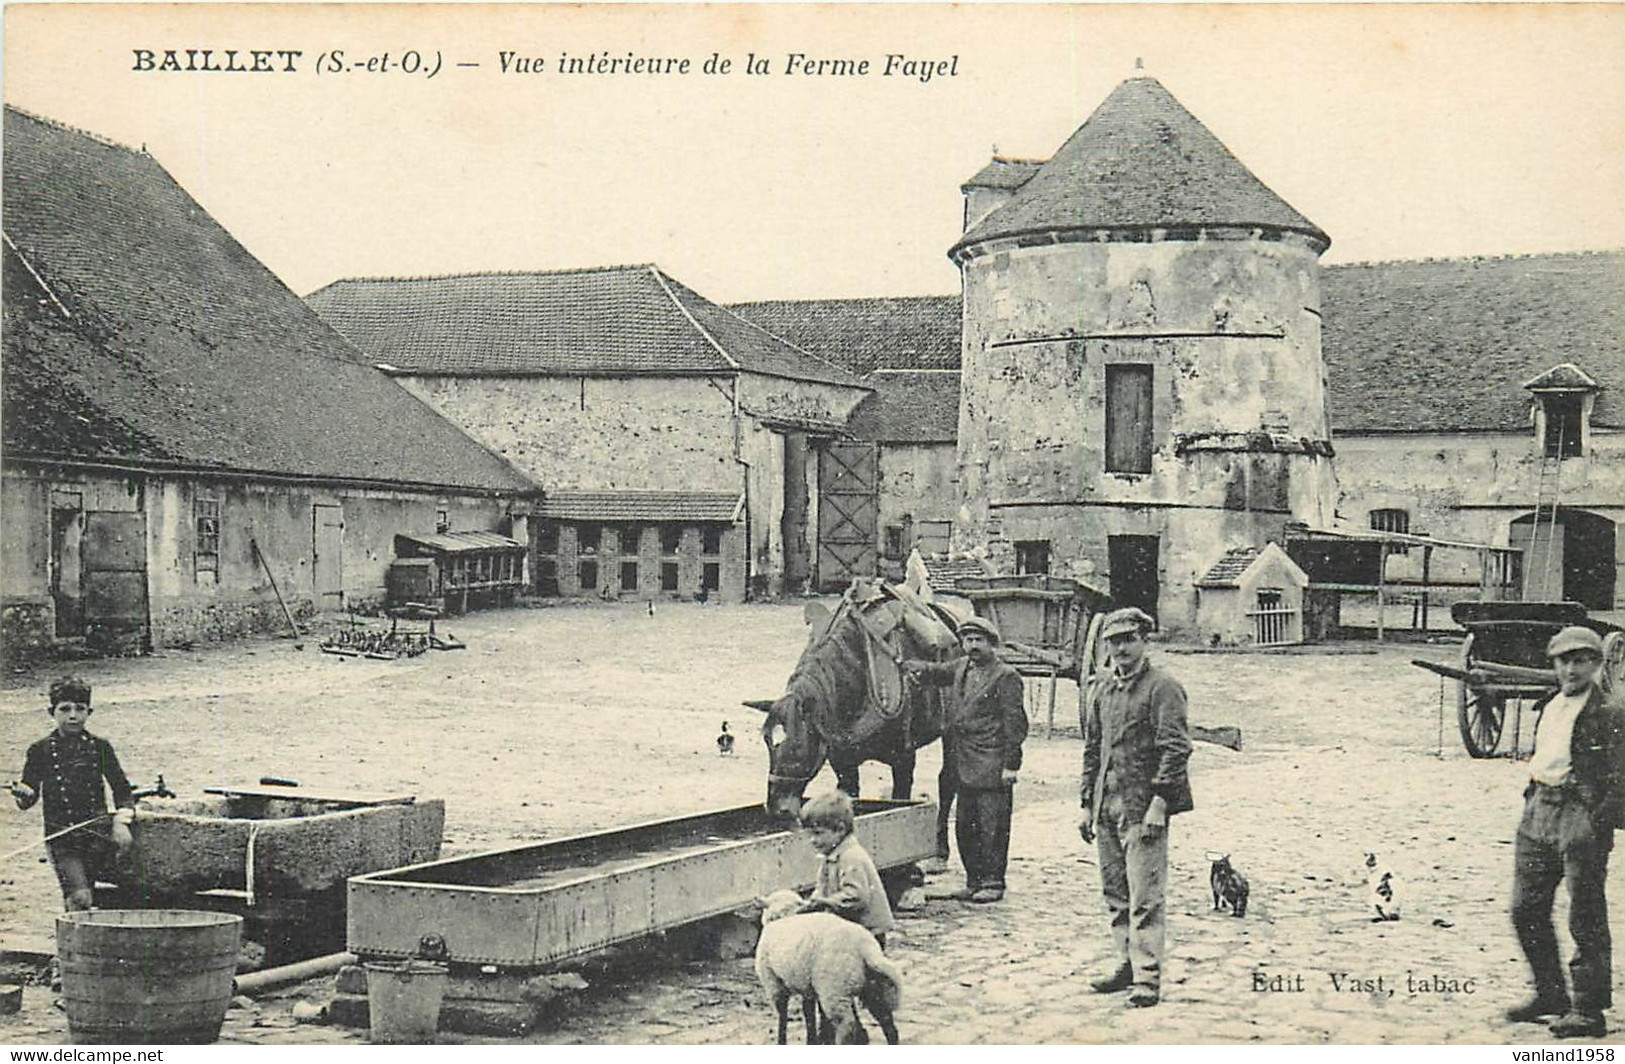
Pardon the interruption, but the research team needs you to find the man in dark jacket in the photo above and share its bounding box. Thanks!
[1506,626,1625,1038]
[906,616,1027,903]
[1079,607,1193,1008]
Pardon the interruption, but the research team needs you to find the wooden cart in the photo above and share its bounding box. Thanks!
[953,574,1113,735]
[1412,601,1625,758]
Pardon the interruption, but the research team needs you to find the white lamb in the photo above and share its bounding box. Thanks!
[754,889,903,1045]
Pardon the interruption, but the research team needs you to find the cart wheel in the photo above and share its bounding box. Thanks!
[1077,613,1106,732]
[1458,685,1505,758]
[1602,632,1625,696]
[1455,634,1503,757]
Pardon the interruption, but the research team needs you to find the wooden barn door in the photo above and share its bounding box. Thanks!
[312,504,345,610]
[818,441,879,592]
[81,511,149,653]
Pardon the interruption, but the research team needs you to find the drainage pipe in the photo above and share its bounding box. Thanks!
[233,950,356,996]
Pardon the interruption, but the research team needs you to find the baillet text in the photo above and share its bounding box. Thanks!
[132,49,303,73]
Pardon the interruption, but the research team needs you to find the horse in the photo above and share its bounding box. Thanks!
[745,578,964,821]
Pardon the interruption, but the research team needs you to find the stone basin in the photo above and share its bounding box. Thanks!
[117,790,445,898]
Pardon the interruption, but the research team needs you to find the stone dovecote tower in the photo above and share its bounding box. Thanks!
[948,77,1338,631]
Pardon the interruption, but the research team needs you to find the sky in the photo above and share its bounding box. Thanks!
[6,4,1625,304]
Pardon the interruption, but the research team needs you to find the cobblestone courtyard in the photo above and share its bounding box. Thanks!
[2,601,1620,1044]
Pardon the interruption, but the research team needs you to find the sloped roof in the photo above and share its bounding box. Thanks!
[1195,546,1263,588]
[536,491,744,523]
[307,266,864,389]
[729,296,962,375]
[1523,362,1600,392]
[397,531,524,554]
[2,107,535,494]
[1323,252,1625,432]
[961,157,1045,191]
[954,77,1327,255]
[847,370,961,443]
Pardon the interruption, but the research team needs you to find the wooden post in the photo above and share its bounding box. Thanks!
[1375,544,1386,643]
[1420,546,1433,632]
[1044,667,1058,739]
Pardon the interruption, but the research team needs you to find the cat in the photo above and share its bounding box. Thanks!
[1207,852,1249,917]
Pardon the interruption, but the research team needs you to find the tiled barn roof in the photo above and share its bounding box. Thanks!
[728,295,962,375]
[1,107,536,494]
[1322,251,1625,433]
[536,491,745,523]
[954,77,1328,255]
[1522,362,1600,392]
[306,267,865,389]
[847,370,961,443]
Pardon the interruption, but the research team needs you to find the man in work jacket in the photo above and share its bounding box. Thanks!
[905,616,1027,904]
[1079,606,1193,1008]
[1505,625,1625,1039]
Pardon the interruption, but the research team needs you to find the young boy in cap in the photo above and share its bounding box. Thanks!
[1505,626,1624,1038]
[1079,606,1193,1008]
[904,615,1027,903]
[9,676,135,911]
[798,789,895,945]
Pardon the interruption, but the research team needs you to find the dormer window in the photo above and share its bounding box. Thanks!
[1523,363,1599,461]
[1541,394,1584,458]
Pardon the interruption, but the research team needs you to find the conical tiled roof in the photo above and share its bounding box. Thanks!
[952,77,1327,256]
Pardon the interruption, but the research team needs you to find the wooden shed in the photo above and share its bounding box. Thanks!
[1195,543,1309,646]
[391,531,527,613]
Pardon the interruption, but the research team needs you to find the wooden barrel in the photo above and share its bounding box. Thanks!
[57,910,242,1044]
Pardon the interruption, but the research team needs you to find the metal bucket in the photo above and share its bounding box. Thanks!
[56,909,242,1044]
[365,960,447,1043]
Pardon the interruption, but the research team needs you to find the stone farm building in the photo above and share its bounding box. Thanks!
[7,72,1621,655]
[736,78,1624,631]
[1,107,541,656]
[305,268,872,602]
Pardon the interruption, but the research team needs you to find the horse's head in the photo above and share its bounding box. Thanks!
[745,690,827,820]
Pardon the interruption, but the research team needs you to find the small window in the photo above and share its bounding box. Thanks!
[701,526,724,555]
[1014,540,1051,576]
[1369,509,1410,535]
[883,526,905,560]
[195,496,220,583]
[661,525,683,555]
[620,561,639,591]
[1105,364,1154,475]
[1543,395,1584,458]
[577,523,602,554]
[537,522,559,555]
[435,507,450,534]
[661,562,680,591]
[578,559,598,591]
[702,562,720,593]
[619,525,643,557]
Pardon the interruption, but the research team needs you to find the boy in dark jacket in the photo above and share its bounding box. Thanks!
[9,677,135,911]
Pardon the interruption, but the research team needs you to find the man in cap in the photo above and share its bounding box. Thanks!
[903,615,1027,903]
[1505,625,1624,1038]
[1079,606,1193,1008]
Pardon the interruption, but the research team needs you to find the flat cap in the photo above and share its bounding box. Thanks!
[957,616,1002,644]
[1547,626,1604,659]
[1101,607,1155,640]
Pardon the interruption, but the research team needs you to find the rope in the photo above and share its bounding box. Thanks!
[0,812,113,865]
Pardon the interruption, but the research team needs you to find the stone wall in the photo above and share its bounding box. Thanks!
[1335,429,1625,608]
[952,231,1338,631]
[2,465,517,655]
